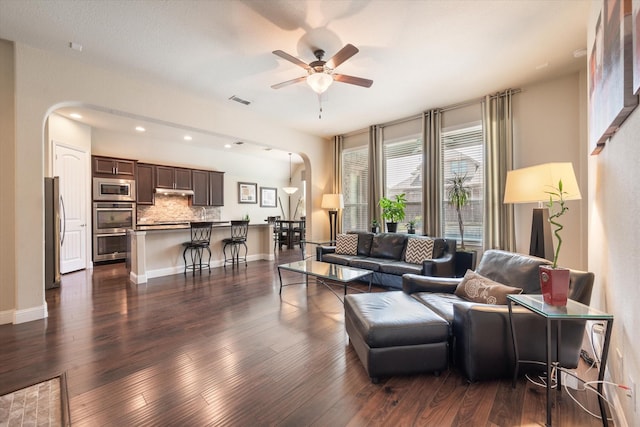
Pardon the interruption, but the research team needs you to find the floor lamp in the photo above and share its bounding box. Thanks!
[321,194,344,242]
[504,162,581,260]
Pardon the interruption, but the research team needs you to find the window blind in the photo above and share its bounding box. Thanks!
[342,146,369,232]
[441,123,484,245]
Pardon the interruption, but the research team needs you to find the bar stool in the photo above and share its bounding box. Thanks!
[223,220,249,267]
[182,221,213,275]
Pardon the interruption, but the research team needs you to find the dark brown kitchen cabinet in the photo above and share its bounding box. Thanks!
[192,170,224,206]
[209,171,224,206]
[136,163,154,205]
[155,166,192,190]
[93,156,135,178]
[191,170,209,206]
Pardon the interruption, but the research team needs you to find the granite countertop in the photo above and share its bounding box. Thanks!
[135,220,231,231]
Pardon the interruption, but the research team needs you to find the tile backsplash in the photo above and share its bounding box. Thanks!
[137,195,221,224]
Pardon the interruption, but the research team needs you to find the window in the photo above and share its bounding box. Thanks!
[441,123,483,246]
[383,136,422,233]
[341,146,369,231]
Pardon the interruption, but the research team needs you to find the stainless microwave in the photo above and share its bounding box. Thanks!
[93,177,136,201]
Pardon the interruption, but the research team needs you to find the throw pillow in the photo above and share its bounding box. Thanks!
[404,237,434,265]
[335,233,358,255]
[454,270,523,305]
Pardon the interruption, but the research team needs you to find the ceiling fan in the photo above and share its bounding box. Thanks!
[271,44,373,94]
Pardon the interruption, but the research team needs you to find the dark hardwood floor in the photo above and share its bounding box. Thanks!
[0,250,610,426]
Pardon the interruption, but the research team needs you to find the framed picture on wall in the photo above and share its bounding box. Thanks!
[238,182,257,204]
[588,0,638,153]
[260,187,277,207]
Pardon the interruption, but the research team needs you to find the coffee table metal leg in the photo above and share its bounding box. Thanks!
[508,300,519,388]
[278,267,283,295]
[546,317,552,426]
[598,320,614,426]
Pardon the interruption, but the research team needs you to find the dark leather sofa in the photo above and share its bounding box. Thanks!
[316,232,457,289]
[344,249,595,382]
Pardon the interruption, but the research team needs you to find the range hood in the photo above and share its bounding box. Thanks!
[154,188,194,196]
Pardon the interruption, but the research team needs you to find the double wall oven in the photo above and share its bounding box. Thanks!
[93,177,136,262]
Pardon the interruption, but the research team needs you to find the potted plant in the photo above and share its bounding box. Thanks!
[378,193,406,232]
[447,173,476,276]
[371,219,380,233]
[406,218,418,234]
[539,180,571,306]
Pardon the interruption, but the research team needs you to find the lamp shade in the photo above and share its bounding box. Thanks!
[307,72,333,94]
[282,186,298,195]
[321,193,344,210]
[504,162,581,204]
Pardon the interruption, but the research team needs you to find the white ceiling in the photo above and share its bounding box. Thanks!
[0,0,589,145]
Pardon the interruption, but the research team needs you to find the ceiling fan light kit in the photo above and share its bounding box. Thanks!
[307,72,333,94]
[271,43,373,95]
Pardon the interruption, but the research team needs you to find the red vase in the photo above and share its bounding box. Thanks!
[539,266,570,306]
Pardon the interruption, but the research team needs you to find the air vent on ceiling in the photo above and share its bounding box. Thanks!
[229,95,251,106]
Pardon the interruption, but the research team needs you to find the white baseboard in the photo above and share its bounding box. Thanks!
[0,309,14,325]
[14,304,47,324]
[129,271,148,284]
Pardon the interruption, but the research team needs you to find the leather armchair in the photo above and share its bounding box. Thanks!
[403,250,595,381]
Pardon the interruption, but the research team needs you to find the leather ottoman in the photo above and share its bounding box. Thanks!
[344,291,449,383]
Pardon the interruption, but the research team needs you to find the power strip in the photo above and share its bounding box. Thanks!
[561,370,580,390]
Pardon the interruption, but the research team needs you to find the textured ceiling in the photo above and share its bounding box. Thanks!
[0,0,589,140]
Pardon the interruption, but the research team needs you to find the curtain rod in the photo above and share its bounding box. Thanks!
[341,88,521,136]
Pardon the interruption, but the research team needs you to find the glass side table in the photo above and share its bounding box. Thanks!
[507,294,613,427]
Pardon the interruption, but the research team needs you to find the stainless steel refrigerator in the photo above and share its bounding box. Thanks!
[45,176,62,289]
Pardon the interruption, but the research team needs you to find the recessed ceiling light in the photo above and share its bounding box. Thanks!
[135,126,146,132]
[69,113,82,119]
[184,135,192,141]
[224,144,232,149]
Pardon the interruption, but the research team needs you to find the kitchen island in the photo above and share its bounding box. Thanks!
[127,222,274,284]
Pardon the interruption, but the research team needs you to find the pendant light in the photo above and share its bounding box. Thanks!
[283,153,298,195]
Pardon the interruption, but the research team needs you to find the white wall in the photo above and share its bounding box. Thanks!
[584,2,640,425]
[7,42,329,323]
[587,4,640,426]
[513,71,588,270]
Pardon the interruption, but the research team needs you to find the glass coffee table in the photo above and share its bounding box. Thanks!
[277,260,373,302]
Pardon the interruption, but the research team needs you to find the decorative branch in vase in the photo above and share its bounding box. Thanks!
[539,179,571,306]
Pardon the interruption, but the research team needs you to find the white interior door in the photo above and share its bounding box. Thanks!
[54,143,88,273]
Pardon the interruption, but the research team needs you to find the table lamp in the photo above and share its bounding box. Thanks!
[503,162,581,260]
[321,193,344,242]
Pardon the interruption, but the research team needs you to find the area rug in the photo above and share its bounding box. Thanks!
[0,373,70,427]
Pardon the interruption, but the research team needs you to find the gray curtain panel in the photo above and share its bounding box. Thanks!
[482,90,516,252]
[422,109,442,238]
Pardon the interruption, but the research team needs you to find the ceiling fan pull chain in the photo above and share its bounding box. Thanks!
[318,94,323,119]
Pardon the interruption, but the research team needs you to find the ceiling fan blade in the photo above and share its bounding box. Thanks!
[326,44,359,69]
[272,50,311,70]
[271,76,307,89]
[333,74,373,88]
